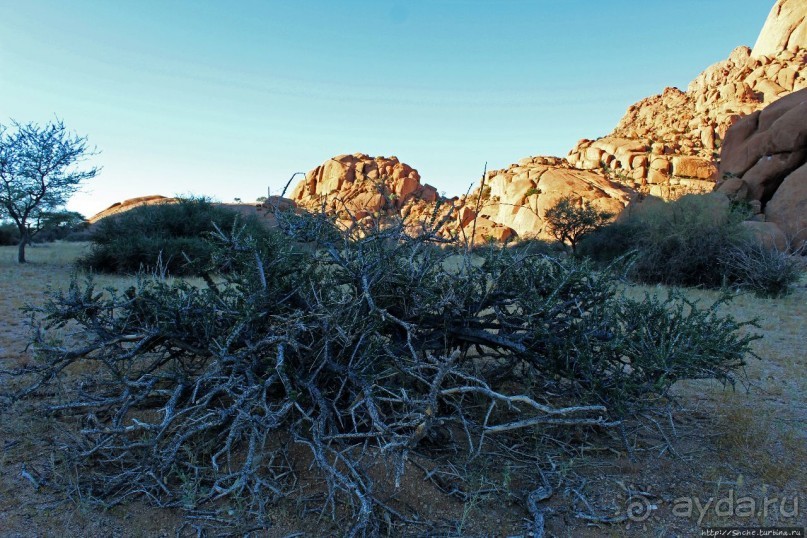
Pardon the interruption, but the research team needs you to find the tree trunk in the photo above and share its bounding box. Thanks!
[17,228,28,263]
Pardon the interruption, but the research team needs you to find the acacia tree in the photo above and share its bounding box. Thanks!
[544,195,612,255]
[0,120,98,262]
[35,210,88,241]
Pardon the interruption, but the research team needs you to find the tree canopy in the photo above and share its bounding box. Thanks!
[0,120,99,262]
[544,195,612,255]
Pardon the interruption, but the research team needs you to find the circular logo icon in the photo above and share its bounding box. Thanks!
[626,495,655,522]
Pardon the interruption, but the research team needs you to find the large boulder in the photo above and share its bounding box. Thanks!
[765,162,807,246]
[715,87,807,249]
[752,0,807,58]
[740,220,789,251]
[468,157,632,239]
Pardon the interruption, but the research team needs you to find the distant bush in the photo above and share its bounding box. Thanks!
[61,229,95,242]
[0,222,20,246]
[719,242,803,298]
[78,198,273,275]
[33,211,88,243]
[509,236,563,256]
[1,212,88,246]
[580,194,802,295]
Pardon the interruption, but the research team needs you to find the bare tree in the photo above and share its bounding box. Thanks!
[0,120,99,262]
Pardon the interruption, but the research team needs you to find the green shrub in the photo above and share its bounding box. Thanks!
[543,195,612,254]
[581,195,745,285]
[77,197,273,275]
[0,222,20,246]
[508,236,561,256]
[580,194,802,296]
[577,219,640,264]
[61,229,95,242]
[719,242,803,298]
[629,195,751,286]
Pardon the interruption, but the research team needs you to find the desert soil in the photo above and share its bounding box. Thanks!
[0,242,804,537]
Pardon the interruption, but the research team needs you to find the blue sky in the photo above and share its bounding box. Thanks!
[0,0,773,217]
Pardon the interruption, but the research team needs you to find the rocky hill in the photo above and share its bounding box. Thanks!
[288,153,519,242]
[566,0,806,200]
[88,195,176,224]
[290,0,806,242]
[92,1,806,245]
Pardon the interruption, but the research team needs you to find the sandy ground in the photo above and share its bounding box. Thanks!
[0,242,804,536]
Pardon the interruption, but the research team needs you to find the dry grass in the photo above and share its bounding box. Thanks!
[0,243,805,535]
[622,281,807,495]
[0,242,139,361]
[0,242,186,536]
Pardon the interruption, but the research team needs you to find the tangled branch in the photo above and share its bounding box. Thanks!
[11,209,759,535]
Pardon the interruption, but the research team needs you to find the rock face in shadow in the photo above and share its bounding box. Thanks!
[716,88,807,248]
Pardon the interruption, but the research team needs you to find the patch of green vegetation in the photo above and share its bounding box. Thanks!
[580,194,802,297]
[78,197,274,276]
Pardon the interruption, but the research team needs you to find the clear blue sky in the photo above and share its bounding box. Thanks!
[0,0,773,217]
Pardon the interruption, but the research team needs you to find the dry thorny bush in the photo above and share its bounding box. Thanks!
[3,205,760,536]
